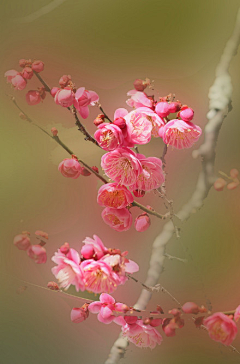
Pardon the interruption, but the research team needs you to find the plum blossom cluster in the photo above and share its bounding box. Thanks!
[69,294,240,349]
[51,235,139,294]
[214,168,239,191]
[13,230,48,264]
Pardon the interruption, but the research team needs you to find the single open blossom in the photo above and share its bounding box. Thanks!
[26,90,41,105]
[5,70,27,90]
[81,235,107,260]
[74,87,99,119]
[204,312,238,346]
[135,107,165,138]
[54,88,74,107]
[81,259,121,294]
[13,233,31,251]
[94,123,124,151]
[58,158,83,179]
[129,154,165,192]
[88,293,128,324]
[101,147,142,186]
[159,119,202,149]
[124,110,153,145]
[126,90,153,109]
[114,317,163,349]
[101,207,132,232]
[234,305,240,322]
[52,248,85,291]
[97,183,134,209]
[27,245,47,264]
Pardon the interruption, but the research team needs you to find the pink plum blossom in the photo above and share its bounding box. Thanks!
[94,123,124,151]
[126,90,153,109]
[71,304,89,323]
[13,233,31,251]
[54,88,74,107]
[88,293,128,324]
[101,147,142,186]
[81,235,107,260]
[97,183,134,209]
[27,245,47,264]
[134,213,151,232]
[204,312,238,346]
[26,90,41,105]
[58,158,83,179]
[158,119,202,149]
[114,317,163,349]
[155,102,171,118]
[101,253,139,284]
[81,259,121,294]
[179,106,194,122]
[32,60,44,73]
[74,87,99,119]
[5,70,27,90]
[101,207,132,232]
[124,110,153,145]
[52,248,85,291]
[129,154,165,192]
[21,67,33,80]
[59,75,71,87]
[135,107,165,138]
[234,306,240,322]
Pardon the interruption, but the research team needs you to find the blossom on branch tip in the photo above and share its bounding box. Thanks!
[32,60,44,73]
[71,304,89,323]
[26,90,41,105]
[58,158,83,179]
[101,207,132,232]
[204,312,237,346]
[5,70,27,90]
[74,87,99,119]
[135,213,151,232]
[158,119,202,149]
[97,183,134,209]
[52,248,85,291]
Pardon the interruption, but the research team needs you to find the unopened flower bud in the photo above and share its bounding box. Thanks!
[94,114,105,126]
[59,75,72,88]
[21,66,33,80]
[81,244,94,259]
[135,213,151,232]
[13,233,31,251]
[156,305,164,314]
[19,59,28,68]
[214,178,226,191]
[32,60,44,73]
[113,117,126,129]
[133,78,150,91]
[26,90,41,105]
[230,169,239,179]
[51,87,60,97]
[182,302,200,314]
[91,166,99,173]
[227,182,239,190]
[133,189,145,198]
[143,318,151,325]
[47,281,59,291]
[179,106,194,122]
[60,242,70,255]
[155,102,171,118]
[71,305,89,323]
[80,167,91,176]
[150,318,162,327]
[51,127,58,136]
[168,102,181,113]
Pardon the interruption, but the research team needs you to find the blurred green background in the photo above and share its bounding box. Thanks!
[1,0,240,363]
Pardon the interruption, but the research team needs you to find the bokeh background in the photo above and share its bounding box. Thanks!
[1,1,240,363]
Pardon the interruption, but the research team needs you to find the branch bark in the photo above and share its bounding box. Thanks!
[104,7,240,364]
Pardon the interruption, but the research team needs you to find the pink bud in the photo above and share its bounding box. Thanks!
[80,167,91,176]
[113,117,126,129]
[230,169,239,178]
[124,316,138,324]
[51,127,58,136]
[32,60,44,73]
[169,308,181,316]
[19,59,28,68]
[13,233,31,251]
[47,281,59,291]
[81,244,95,259]
[133,189,145,198]
[182,302,200,314]
[155,102,171,118]
[51,87,60,97]
[179,107,194,122]
[135,214,151,232]
[26,90,41,106]
[168,102,181,113]
[162,318,176,337]
[21,67,33,80]
[94,114,105,126]
[60,242,70,255]
[59,75,71,88]
[91,166,99,173]
[227,182,239,190]
[27,245,47,264]
[214,178,226,191]
[150,318,163,327]
[71,305,89,323]
[133,79,147,91]
[35,230,48,240]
